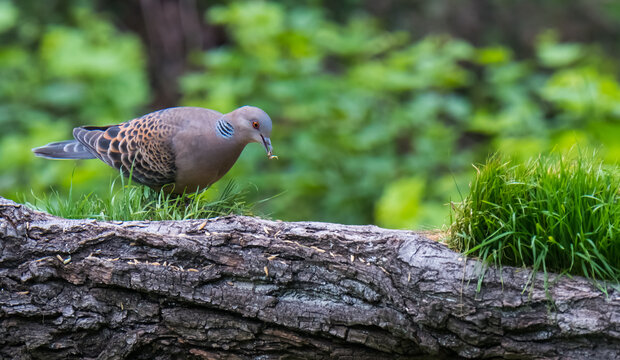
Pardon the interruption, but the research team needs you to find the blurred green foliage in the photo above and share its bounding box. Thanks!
[0,0,149,196]
[181,2,620,227]
[2,0,620,229]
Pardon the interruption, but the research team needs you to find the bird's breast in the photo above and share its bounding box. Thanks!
[172,134,245,193]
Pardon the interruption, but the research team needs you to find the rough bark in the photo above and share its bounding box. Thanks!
[0,197,618,360]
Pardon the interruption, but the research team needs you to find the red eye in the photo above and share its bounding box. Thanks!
[252,121,260,129]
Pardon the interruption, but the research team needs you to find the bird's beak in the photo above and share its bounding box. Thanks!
[261,135,277,159]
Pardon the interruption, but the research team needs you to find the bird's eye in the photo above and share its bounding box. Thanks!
[252,121,260,129]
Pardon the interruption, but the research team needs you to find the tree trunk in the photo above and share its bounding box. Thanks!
[0,197,618,359]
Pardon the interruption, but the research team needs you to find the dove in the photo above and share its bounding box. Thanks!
[33,106,277,194]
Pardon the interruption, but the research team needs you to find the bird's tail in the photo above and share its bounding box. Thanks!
[32,140,96,160]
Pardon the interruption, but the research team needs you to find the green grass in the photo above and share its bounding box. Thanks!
[24,178,258,221]
[449,151,620,293]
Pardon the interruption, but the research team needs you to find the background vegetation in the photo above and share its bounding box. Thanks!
[1,0,620,229]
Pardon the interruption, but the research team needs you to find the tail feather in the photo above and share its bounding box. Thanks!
[32,140,96,160]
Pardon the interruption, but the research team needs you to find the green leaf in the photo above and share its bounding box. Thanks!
[0,0,18,33]
[375,177,425,229]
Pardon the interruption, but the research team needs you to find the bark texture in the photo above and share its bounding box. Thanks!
[0,197,618,359]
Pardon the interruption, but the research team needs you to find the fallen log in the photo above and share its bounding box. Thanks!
[0,197,618,359]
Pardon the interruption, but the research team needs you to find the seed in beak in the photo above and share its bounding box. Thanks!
[261,135,277,159]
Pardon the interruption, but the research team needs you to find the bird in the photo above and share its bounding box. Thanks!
[32,106,277,194]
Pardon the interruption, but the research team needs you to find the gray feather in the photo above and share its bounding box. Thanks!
[32,140,96,160]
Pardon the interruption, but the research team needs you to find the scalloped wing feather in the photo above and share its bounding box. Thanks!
[73,110,177,187]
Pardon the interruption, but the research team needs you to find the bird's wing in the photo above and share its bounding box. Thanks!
[73,109,178,187]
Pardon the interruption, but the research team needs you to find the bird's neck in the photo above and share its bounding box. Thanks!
[215,118,235,139]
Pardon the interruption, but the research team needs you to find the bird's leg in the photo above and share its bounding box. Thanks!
[183,194,193,208]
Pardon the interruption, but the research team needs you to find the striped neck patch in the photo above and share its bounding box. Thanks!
[216,118,235,138]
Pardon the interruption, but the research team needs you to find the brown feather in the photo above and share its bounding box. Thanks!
[73,109,178,187]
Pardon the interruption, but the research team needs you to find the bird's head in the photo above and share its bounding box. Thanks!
[229,106,276,158]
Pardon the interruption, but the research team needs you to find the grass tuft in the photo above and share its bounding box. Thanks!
[24,178,256,221]
[449,151,620,293]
